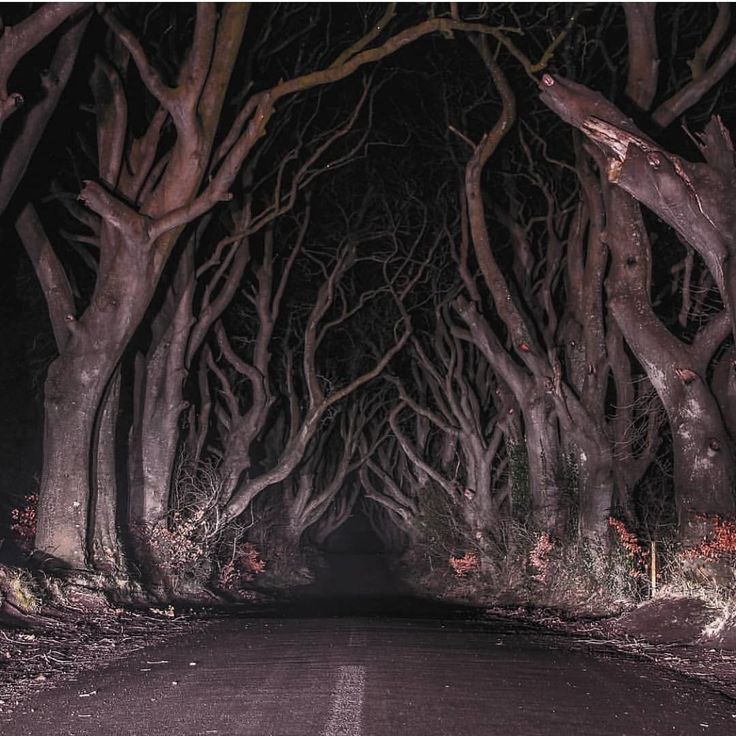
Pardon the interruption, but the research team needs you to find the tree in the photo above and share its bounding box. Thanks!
[12,3,736,587]
[21,4,530,567]
[539,4,736,542]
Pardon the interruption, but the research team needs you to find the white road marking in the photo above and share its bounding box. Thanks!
[322,665,366,736]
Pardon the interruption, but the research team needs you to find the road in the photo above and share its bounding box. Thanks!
[5,556,736,735]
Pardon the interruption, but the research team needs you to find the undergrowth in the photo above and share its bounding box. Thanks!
[407,508,736,631]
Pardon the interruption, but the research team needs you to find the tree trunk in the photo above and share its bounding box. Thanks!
[36,244,160,567]
[130,259,194,530]
[574,444,613,541]
[605,187,735,543]
[90,368,124,572]
[218,435,254,506]
[132,337,187,528]
[458,436,498,540]
[523,396,565,536]
[712,346,736,440]
[36,351,109,567]
[454,299,566,536]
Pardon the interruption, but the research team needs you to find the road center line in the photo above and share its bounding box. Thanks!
[322,665,366,736]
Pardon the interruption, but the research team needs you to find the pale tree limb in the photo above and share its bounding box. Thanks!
[330,4,397,68]
[389,402,459,502]
[654,24,736,127]
[688,3,731,80]
[221,266,414,522]
[623,4,659,110]
[0,11,89,213]
[0,3,87,128]
[15,203,75,351]
[91,55,128,188]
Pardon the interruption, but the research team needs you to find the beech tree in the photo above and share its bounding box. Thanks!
[214,198,424,525]
[539,3,736,542]
[362,5,736,556]
[7,3,736,584]
[387,305,510,545]
[443,34,613,541]
[273,398,372,557]
[18,4,542,568]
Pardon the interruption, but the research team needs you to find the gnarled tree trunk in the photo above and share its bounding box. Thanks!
[605,186,735,541]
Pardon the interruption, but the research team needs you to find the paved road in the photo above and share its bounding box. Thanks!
[5,594,736,736]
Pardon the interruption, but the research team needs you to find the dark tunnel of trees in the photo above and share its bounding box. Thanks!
[1,2,736,609]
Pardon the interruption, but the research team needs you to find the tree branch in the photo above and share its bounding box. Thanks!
[0,11,89,213]
[654,33,736,127]
[623,3,659,110]
[78,181,151,244]
[16,203,75,351]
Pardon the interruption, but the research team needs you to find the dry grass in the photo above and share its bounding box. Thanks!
[406,521,646,615]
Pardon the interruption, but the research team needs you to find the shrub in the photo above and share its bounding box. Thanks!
[449,551,479,577]
[1,567,42,613]
[608,516,649,580]
[409,513,647,612]
[682,515,736,562]
[655,535,736,615]
[528,531,554,583]
[139,510,214,588]
[414,487,468,571]
[137,456,236,591]
[217,542,266,591]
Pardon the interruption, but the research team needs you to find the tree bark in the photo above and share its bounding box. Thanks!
[35,243,159,565]
[522,396,566,536]
[130,273,193,531]
[605,186,736,541]
[90,368,123,572]
[454,299,565,536]
[36,358,101,567]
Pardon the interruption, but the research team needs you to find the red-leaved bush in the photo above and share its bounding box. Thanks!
[139,510,209,573]
[683,515,736,561]
[449,551,479,577]
[218,542,266,591]
[608,516,647,578]
[10,493,37,554]
[529,531,554,582]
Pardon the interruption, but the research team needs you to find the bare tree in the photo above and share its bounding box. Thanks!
[387,305,510,545]
[276,398,372,555]
[217,225,419,522]
[539,4,736,543]
[21,5,537,567]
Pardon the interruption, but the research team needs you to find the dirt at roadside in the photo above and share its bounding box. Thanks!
[0,604,198,717]
[488,597,736,701]
[0,560,280,719]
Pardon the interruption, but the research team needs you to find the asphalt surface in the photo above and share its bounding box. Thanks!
[5,555,736,735]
